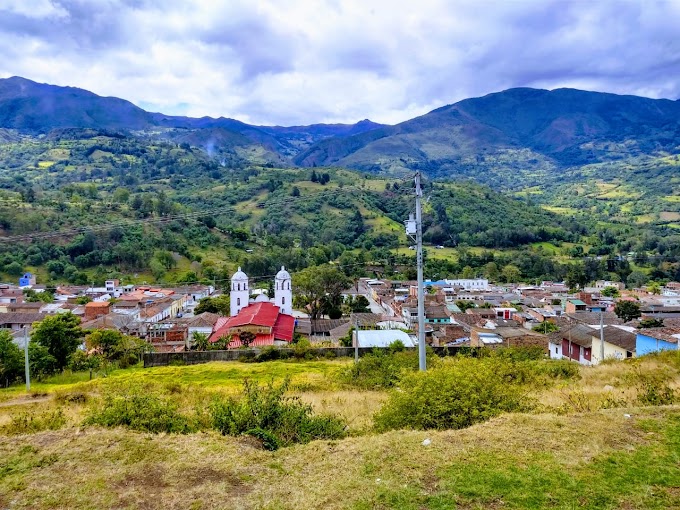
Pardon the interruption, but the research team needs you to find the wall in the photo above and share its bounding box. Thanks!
[144,346,469,367]
[590,338,630,364]
[636,333,678,356]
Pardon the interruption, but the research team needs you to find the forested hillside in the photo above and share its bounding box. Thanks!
[1,79,679,288]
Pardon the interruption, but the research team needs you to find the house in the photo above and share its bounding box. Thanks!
[565,299,587,313]
[209,301,295,348]
[7,302,43,313]
[0,312,47,331]
[470,326,546,350]
[424,304,451,324]
[548,323,636,365]
[19,272,36,287]
[354,329,415,348]
[548,324,594,364]
[84,301,111,321]
[589,326,637,363]
[636,328,680,356]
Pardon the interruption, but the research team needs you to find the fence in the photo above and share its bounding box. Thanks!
[143,346,470,367]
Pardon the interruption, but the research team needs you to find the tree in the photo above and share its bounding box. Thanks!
[239,331,256,348]
[614,301,641,323]
[86,329,124,360]
[293,265,351,320]
[532,322,559,334]
[28,341,58,380]
[600,286,620,298]
[191,332,209,351]
[566,263,587,290]
[647,282,662,295]
[501,264,521,283]
[5,261,23,277]
[455,300,476,312]
[638,318,664,329]
[195,295,230,315]
[346,295,371,313]
[0,330,23,387]
[626,271,648,289]
[31,312,83,371]
[291,186,301,197]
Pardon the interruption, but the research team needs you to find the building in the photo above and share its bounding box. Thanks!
[548,324,636,365]
[209,301,295,348]
[19,273,36,287]
[229,266,293,317]
[84,301,111,321]
[354,329,415,348]
[636,328,680,356]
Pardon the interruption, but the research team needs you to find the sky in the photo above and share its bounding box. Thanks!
[1,0,680,126]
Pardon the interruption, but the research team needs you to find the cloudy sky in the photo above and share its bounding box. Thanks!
[1,0,679,125]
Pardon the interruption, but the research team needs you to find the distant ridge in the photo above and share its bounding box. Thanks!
[1,76,680,175]
[0,76,385,158]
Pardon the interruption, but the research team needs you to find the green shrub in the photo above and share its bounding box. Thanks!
[387,340,405,354]
[54,390,89,404]
[256,345,281,362]
[374,357,533,431]
[84,389,195,434]
[341,349,438,389]
[293,338,314,360]
[493,346,545,362]
[534,359,580,380]
[209,378,346,449]
[1,408,67,435]
[246,427,281,451]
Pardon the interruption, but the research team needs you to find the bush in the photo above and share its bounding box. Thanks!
[1,408,67,435]
[341,349,438,389]
[633,368,676,406]
[256,345,282,362]
[374,357,533,431]
[293,338,314,360]
[84,389,195,434]
[209,379,346,449]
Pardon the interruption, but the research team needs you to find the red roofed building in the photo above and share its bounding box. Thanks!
[209,301,295,348]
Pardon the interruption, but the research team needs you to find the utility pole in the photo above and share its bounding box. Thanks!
[415,172,426,371]
[599,311,605,364]
[354,317,359,362]
[23,326,30,392]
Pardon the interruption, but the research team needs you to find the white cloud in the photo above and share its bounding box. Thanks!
[0,0,679,125]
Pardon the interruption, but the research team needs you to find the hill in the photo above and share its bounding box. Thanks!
[0,129,602,286]
[0,77,384,159]
[1,353,679,509]
[294,87,680,177]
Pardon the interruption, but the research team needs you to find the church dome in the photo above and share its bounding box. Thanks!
[231,267,248,281]
[276,266,291,280]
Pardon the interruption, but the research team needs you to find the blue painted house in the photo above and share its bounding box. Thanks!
[636,329,680,356]
[19,272,36,287]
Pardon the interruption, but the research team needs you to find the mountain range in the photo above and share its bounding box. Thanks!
[1,76,680,179]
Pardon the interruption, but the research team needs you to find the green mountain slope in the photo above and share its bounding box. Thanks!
[0,131,611,286]
[294,87,680,179]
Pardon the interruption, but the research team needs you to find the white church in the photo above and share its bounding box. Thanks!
[230,266,293,316]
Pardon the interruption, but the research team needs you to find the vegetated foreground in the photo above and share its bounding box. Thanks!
[1,353,679,510]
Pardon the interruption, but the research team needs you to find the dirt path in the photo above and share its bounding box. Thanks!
[0,395,50,408]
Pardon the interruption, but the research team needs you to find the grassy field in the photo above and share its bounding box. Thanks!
[1,354,679,509]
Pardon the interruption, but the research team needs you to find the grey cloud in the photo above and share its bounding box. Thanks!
[200,19,300,80]
[1,0,680,125]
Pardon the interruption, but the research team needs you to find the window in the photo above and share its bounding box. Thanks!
[282,297,285,304]
[237,298,240,306]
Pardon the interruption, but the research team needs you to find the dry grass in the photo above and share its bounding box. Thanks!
[2,354,680,508]
[299,390,387,434]
[1,407,678,509]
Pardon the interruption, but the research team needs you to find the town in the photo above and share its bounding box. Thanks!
[3,268,678,364]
